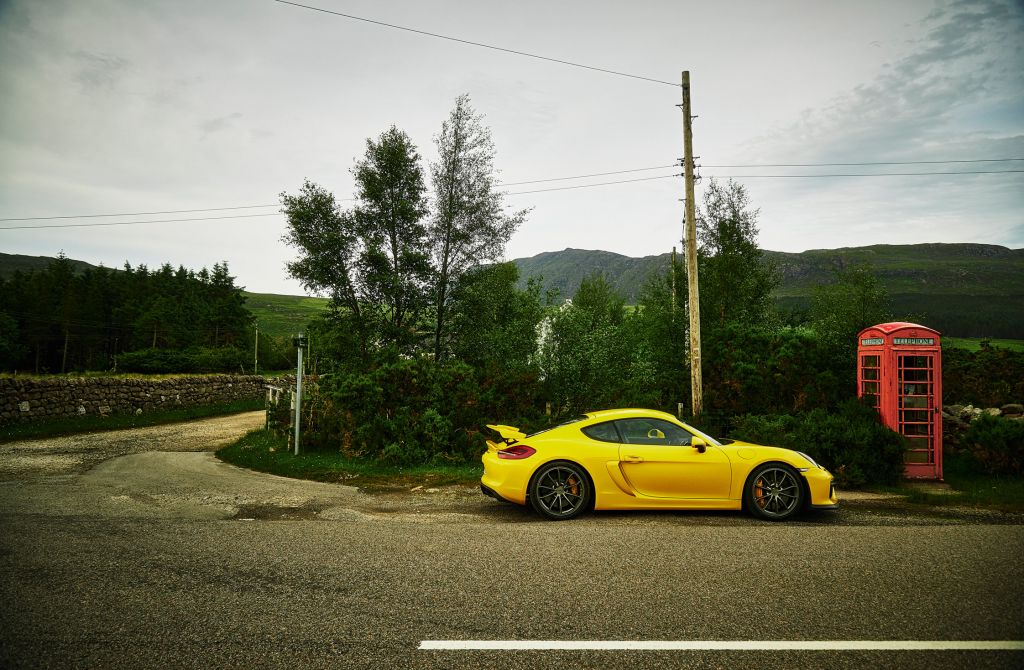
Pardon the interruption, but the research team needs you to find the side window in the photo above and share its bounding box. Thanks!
[582,421,621,443]
[616,418,692,446]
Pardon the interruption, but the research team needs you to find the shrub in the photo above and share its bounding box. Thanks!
[117,347,250,373]
[943,344,1024,407]
[310,356,549,465]
[960,415,1024,476]
[733,399,907,487]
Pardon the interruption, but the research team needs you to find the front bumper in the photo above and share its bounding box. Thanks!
[803,468,840,509]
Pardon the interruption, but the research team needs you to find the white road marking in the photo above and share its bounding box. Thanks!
[419,640,1024,651]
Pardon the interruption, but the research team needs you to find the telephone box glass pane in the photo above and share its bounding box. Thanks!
[903,423,931,436]
[900,369,931,382]
[901,410,930,422]
[905,448,931,464]
[900,383,931,397]
[900,396,929,408]
[862,355,879,368]
[863,394,879,407]
[899,356,932,368]
[863,368,879,380]
[862,381,879,394]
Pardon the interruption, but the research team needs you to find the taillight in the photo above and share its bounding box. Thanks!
[497,444,536,460]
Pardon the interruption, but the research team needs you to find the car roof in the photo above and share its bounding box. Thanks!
[583,408,679,423]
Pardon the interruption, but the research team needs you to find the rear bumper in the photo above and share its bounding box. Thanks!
[481,482,509,502]
[480,450,530,505]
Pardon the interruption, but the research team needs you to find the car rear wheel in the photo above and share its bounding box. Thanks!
[529,461,591,520]
[744,463,804,521]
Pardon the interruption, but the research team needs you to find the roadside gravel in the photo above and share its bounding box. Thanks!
[0,411,265,480]
[2,410,1021,526]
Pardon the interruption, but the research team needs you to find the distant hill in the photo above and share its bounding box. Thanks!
[0,252,101,278]
[512,243,1024,339]
[242,292,330,339]
[5,244,1021,339]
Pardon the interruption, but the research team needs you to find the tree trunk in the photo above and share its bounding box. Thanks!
[61,328,69,374]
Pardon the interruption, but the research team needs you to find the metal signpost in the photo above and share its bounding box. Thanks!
[292,333,307,455]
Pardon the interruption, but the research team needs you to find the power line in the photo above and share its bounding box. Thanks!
[1,167,679,225]
[504,173,680,195]
[703,158,1024,168]
[0,166,678,222]
[500,165,678,186]
[271,0,678,88]
[706,170,1024,178]
[0,203,280,222]
[6,158,1021,223]
[0,213,281,231]
[4,165,1021,230]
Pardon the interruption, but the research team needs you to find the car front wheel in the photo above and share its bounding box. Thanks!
[529,461,592,520]
[745,463,804,521]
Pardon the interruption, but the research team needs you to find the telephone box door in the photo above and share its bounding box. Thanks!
[898,353,939,477]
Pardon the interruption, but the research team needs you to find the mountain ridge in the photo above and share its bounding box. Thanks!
[3,243,1022,338]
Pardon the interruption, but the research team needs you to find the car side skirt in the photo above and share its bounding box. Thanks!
[595,498,743,511]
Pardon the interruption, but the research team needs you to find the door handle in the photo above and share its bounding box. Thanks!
[623,455,644,463]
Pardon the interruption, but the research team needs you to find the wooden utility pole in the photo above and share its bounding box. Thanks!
[671,246,677,314]
[681,70,703,417]
[254,325,259,375]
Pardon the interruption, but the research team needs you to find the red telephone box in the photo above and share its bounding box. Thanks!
[857,322,943,480]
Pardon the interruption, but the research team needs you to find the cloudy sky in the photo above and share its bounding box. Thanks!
[1,0,1021,295]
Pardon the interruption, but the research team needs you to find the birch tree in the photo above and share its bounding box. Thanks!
[430,94,528,361]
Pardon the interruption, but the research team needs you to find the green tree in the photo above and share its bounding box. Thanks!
[812,264,891,352]
[282,127,431,359]
[696,178,779,331]
[629,256,689,410]
[0,309,22,370]
[448,262,545,371]
[353,126,431,351]
[281,180,369,359]
[429,94,528,362]
[539,274,654,416]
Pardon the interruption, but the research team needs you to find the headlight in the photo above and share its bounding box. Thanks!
[796,451,819,469]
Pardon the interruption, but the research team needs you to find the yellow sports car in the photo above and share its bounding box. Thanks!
[481,408,838,521]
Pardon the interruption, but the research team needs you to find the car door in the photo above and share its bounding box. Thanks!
[615,418,732,499]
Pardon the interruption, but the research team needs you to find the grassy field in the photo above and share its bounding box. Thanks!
[243,291,330,338]
[944,337,1024,352]
[217,429,482,490]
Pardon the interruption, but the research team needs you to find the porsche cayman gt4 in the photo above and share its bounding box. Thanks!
[481,408,838,521]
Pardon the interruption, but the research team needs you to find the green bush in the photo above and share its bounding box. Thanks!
[733,399,907,487]
[960,414,1024,476]
[117,347,250,373]
[943,344,1024,407]
[308,357,549,465]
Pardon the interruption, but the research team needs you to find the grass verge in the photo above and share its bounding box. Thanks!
[901,474,1024,511]
[944,337,1024,352]
[0,399,264,443]
[217,429,483,490]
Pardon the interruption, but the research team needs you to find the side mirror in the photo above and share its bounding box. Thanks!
[647,428,665,439]
[691,437,707,453]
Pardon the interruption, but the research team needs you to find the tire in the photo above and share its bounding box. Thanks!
[744,463,804,521]
[529,461,592,521]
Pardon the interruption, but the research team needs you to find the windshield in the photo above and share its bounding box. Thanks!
[681,422,723,447]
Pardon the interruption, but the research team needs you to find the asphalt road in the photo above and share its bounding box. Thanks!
[1,412,1022,669]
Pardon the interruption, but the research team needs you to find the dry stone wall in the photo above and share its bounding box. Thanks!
[0,375,270,425]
